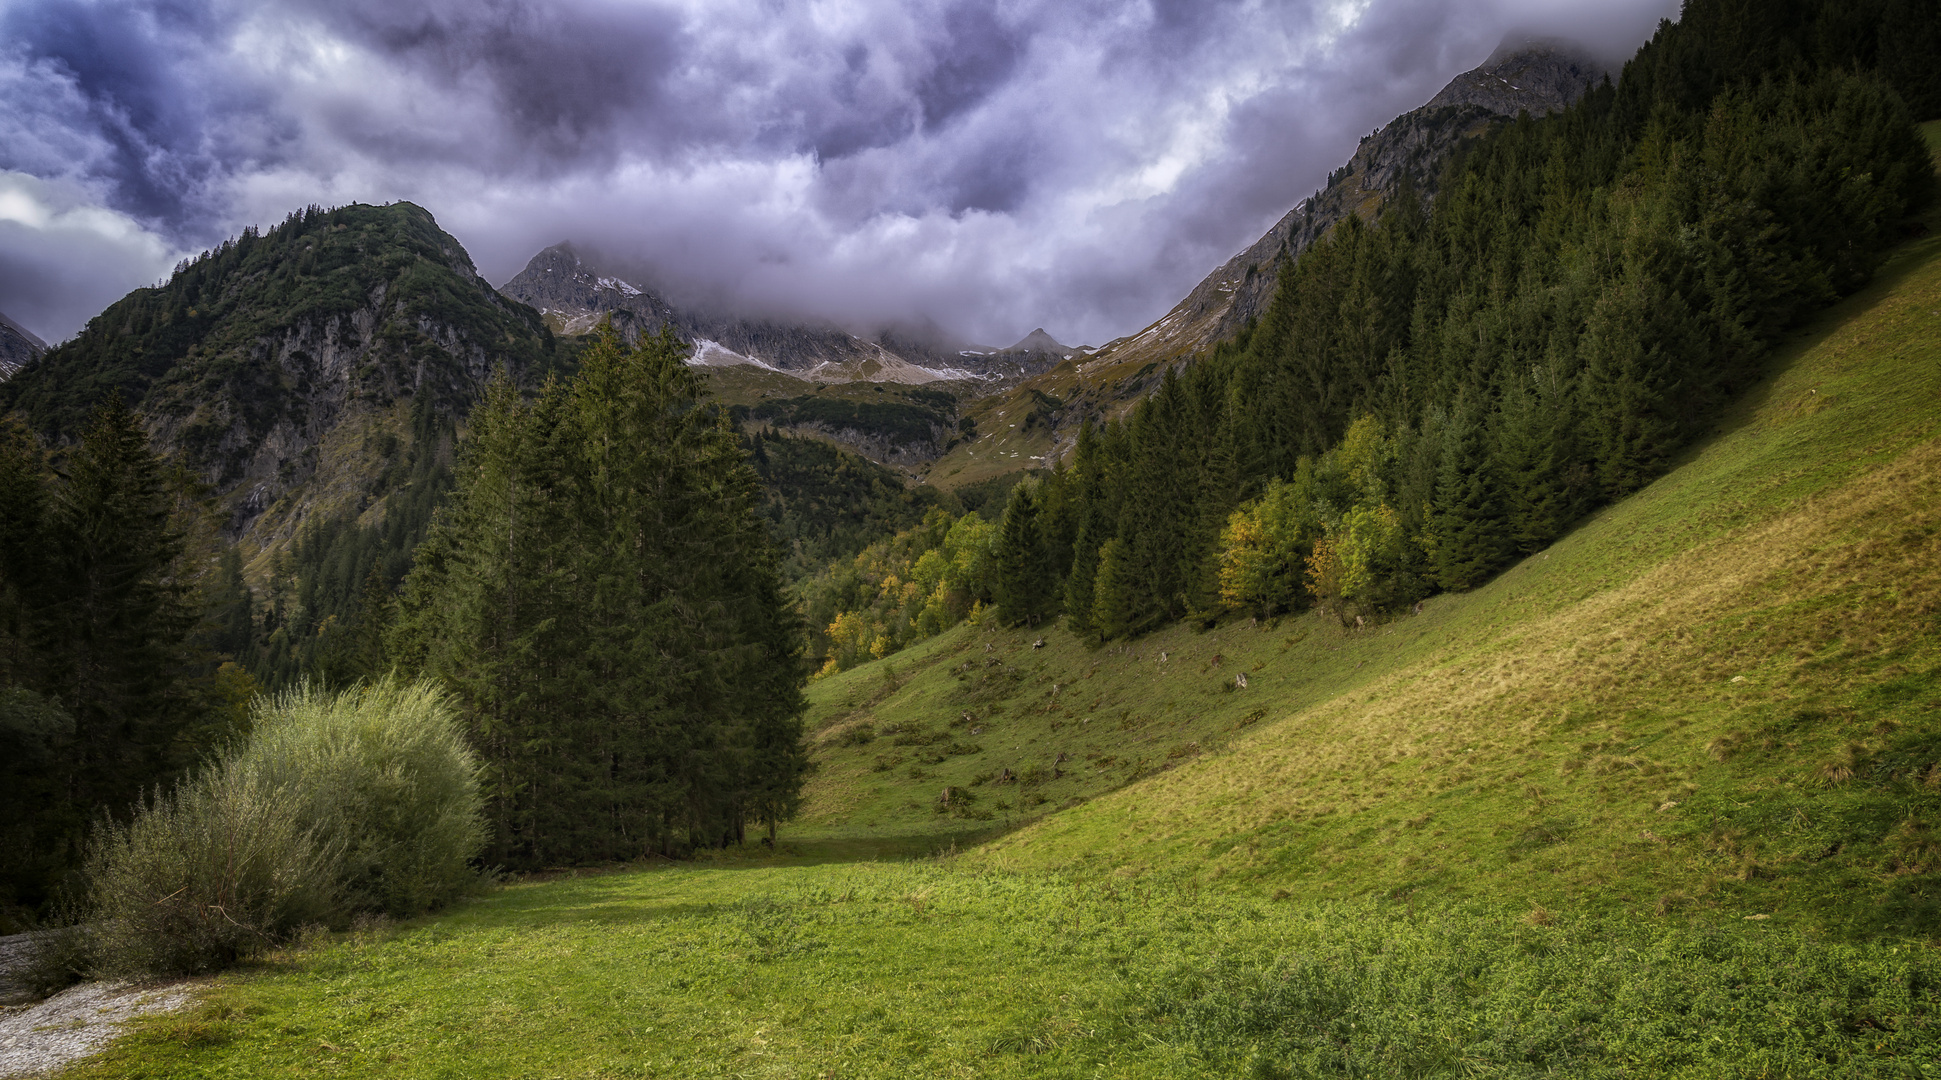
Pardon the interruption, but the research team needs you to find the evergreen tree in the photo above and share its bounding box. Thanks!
[1062,421,1106,637]
[1090,538,1134,642]
[1494,361,1574,554]
[26,394,200,876]
[1431,391,1511,591]
[206,547,255,664]
[397,322,808,865]
[1878,0,1941,120]
[0,419,47,689]
[992,482,1056,627]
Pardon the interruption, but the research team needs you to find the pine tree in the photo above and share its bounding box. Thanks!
[1494,363,1572,554]
[1878,0,1941,120]
[993,483,1056,627]
[1431,391,1511,591]
[398,322,809,865]
[206,547,255,664]
[37,393,198,856]
[1062,421,1106,637]
[1090,538,1134,641]
[0,419,47,689]
[1581,268,1689,498]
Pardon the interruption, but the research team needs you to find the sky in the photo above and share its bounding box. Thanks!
[0,0,1682,348]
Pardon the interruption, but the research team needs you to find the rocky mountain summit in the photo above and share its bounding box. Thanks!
[0,311,45,381]
[498,244,1066,386]
[0,203,559,544]
[1426,36,1611,115]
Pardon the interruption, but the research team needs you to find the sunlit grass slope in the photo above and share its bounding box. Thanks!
[66,863,1941,1079]
[799,208,1941,938]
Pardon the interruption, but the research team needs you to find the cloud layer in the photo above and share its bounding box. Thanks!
[0,0,1680,346]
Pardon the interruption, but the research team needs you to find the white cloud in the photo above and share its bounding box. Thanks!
[0,170,180,343]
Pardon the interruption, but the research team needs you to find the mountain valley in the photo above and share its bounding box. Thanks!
[4,4,1941,1075]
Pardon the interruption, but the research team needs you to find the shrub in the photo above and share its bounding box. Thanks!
[85,769,341,976]
[230,679,485,917]
[84,679,484,976]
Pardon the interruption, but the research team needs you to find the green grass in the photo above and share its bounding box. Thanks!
[65,862,1941,1079]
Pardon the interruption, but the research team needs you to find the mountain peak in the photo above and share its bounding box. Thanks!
[1005,328,1069,355]
[1425,36,1609,118]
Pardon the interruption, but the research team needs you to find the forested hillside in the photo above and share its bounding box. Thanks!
[0,214,838,916]
[0,203,563,535]
[0,203,567,701]
[987,0,1936,647]
[730,0,1941,693]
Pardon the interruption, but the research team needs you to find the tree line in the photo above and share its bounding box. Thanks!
[0,399,252,917]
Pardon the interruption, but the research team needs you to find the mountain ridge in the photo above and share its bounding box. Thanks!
[1080,37,1609,380]
[498,244,1069,387]
[0,202,560,547]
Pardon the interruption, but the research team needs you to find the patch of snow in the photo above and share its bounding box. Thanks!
[687,339,790,374]
[595,276,642,297]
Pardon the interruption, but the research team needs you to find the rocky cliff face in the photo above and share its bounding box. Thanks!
[499,244,1066,385]
[0,312,44,382]
[0,203,559,545]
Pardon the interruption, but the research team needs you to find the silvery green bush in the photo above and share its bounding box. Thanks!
[86,679,484,975]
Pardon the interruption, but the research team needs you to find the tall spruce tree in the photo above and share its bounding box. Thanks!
[36,394,198,868]
[397,323,808,865]
[1429,391,1511,591]
[992,482,1056,627]
[0,398,254,911]
[0,419,47,690]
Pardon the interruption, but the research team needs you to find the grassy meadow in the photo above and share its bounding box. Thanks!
[50,133,1941,1078]
[59,862,1941,1078]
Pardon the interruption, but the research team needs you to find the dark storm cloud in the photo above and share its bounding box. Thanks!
[312,0,690,164]
[0,0,254,232]
[0,0,1682,345]
[915,3,1024,133]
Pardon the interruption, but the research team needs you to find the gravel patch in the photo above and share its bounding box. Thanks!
[0,979,197,1078]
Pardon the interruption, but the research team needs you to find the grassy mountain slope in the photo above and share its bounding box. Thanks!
[797,188,1941,937]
